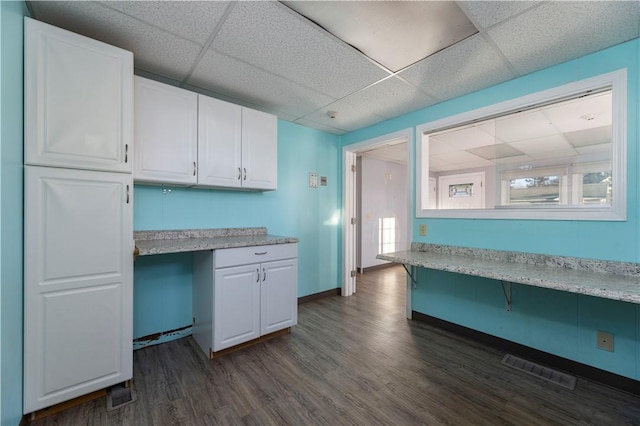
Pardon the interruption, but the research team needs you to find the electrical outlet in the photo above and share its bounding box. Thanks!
[597,330,614,352]
[419,224,427,236]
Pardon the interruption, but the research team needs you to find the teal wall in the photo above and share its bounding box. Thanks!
[342,39,640,380]
[133,120,341,341]
[0,1,28,424]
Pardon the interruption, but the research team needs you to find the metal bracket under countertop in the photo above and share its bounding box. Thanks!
[402,264,418,289]
[500,281,512,312]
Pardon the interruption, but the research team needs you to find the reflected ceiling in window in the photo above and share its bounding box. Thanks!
[429,91,612,173]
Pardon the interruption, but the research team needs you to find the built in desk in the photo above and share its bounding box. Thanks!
[134,227,298,257]
[378,243,640,310]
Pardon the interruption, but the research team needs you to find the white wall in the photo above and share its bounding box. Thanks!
[358,156,408,269]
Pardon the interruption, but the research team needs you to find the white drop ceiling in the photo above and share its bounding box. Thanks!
[27,1,640,135]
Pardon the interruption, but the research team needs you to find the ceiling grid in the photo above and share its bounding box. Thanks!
[27,0,640,135]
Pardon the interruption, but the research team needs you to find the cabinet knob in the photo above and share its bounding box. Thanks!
[263,268,266,282]
[243,168,247,181]
[238,167,242,180]
[193,161,197,176]
[256,268,260,282]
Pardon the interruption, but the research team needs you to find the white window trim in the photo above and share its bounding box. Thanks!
[416,69,627,221]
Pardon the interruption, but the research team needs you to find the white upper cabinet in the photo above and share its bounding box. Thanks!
[134,76,198,185]
[241,107,278,190]
[134,77,277,190]
[24,18,133,173]
[197,96,242,188]
[198,95,277,190]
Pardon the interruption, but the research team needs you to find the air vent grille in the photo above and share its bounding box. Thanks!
[501,354,577,390]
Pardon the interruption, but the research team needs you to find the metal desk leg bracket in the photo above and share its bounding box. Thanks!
[402,264,418,289]
[500,281,512,312]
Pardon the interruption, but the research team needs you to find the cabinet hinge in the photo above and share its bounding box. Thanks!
[350,270,356,278]
[351,164,356,173]
[350,217,357,225]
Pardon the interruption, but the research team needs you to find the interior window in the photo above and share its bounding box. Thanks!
[416,69,626,221]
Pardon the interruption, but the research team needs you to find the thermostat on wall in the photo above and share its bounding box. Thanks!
[309,172,318,188]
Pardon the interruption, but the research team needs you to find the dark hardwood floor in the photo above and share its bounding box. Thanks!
[30,265,640,425]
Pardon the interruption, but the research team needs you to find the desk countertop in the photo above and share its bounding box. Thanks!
[134,228,298,256]
[378,243,640,304]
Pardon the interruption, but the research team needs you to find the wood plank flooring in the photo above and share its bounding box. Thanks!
[30,265,640,425]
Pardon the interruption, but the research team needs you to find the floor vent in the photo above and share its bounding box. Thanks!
[106,382,137,411]
[501,354,577,390]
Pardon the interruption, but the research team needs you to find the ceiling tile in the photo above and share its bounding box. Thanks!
[209,1,390,99]
[495,110,559,143]
[565,126,612,148]
[30,1,202,81]
[543,92,612,133]
[458,1,540,30]
[399,35,516,102]
[432,151,490,170]
[468,144,524,161]
[509,134,575,157]
[285,1,477,72]
[430,124,496,151]
[301,99,388,133]
[187,49,335,119]
[100,1,231,45]
[338,77,438,120]
[494,155,533,165]
[526,148,581,161]
[488,1,640,76]
[576,144,612,157]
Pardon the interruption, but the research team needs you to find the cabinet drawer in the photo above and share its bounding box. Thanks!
[214,243,297,268]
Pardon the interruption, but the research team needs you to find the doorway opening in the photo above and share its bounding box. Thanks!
[342,128,413,317]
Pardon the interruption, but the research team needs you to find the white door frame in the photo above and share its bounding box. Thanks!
[342,128,414,318]
[342,150,357,297]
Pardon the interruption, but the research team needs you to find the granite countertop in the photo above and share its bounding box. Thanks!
[377,243,640,304]
[135,227,298,256]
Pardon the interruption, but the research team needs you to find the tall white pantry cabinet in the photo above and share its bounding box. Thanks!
[23,18,134,414]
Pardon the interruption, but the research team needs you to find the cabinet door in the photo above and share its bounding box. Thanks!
[24,18,133,173]
[260,258,298,335]
[213,264,261,351]
[241,108,278,190]
[198,95,242,188]
[134,77,198,185]
[23,166,133,413]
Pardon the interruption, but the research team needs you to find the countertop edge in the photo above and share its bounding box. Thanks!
[136,236,298,256]
[377,250,640,304]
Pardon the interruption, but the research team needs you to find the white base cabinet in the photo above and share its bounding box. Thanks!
[23,166,133,413]
[193,244,297,356]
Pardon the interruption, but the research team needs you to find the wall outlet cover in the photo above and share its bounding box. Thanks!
[597,330,614,352]
[419,224,427,236]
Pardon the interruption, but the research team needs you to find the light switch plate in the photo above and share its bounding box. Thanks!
[309,172,318,188]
